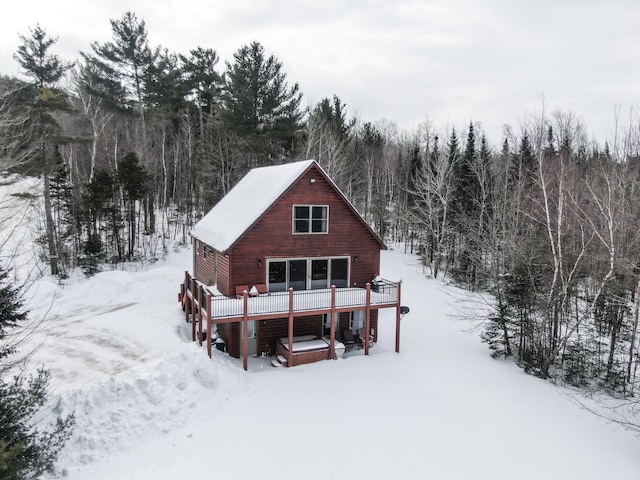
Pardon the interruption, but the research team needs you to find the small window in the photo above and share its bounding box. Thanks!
[293,205,328,233]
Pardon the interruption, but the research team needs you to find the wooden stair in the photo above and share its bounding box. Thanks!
[271,354,288,367]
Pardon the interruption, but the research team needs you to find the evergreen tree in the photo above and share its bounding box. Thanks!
[0,266,74,479]
[0,270,26,366]
[516,130,535,183]
[481,294,514,358]
[446,128,461,172]
[305,95,354,186]
[180,47,223,130]
[309,95,353,142]
[144,49,189,115]
[118,152,149,259]
[80,11,156,111]
[83,169,123,261]
[452,123,483,286]
[220,41,303,166]
[407,140,422,196]
[13,24,73,276]
[80,11,158,156]
[13,25,71,90]
[457,123,480,214]
[543,125,557,160]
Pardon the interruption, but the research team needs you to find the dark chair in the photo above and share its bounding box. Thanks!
[342,330,356,351]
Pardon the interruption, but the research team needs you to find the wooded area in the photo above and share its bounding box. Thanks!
[2,12,640,398]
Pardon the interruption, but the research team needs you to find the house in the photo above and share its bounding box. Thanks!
[180,159,402,369]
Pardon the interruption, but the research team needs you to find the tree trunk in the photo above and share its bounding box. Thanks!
[42,141,59,276]
[627,277,640,389]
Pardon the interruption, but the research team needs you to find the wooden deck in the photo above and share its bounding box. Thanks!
[181,272,402,370]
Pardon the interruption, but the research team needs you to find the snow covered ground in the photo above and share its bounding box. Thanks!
[11,242,636,480]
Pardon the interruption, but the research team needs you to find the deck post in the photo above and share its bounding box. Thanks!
[207,292,212,357]
[395,281,402,353]
[330,285,336,359]
[198,285,204,346]
[191,282,198,342]
[243,291,249,371]
[365,283,371,356]
[184,271,189,323]
[288,288,294,367]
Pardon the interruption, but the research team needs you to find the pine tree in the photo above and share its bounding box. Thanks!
[180,47,223,132]
[305,96,354,186]
[220,41,303,166]
[13,24,73,276]
[309,95,353,142]
[13,25,70,91]
[80,12,157,120]
[0,270,26,365]
[481,294,514,358]
[0,266,74,479]
[516,130,535,183]
[83,169,124,261]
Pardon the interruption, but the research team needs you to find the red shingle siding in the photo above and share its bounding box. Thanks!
[193,240,217,286]
[225,315,324,359]
[210,312,378,359]
[256,315,323,356]
[216,254,230,295]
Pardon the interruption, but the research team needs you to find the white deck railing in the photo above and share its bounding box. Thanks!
[184,272,398,321]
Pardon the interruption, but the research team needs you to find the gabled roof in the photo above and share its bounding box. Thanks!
[191,160,314,252]
[190,159,385,253]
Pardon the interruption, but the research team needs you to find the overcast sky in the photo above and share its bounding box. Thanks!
[1,0,639,145]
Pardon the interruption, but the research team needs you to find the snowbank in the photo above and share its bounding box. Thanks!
[10,246,639,480]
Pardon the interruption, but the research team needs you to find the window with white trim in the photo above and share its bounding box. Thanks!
[293,205,328,234]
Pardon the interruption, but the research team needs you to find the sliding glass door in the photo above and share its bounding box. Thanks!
[267,257,350,292]
[289,260,307,290]
[311,259,328,289]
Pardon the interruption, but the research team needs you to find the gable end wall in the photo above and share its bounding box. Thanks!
[228,165,381,290]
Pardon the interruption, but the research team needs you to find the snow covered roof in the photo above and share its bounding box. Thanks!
[190,159,316,252]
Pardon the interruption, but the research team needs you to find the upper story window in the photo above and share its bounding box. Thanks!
[293,205,328,234]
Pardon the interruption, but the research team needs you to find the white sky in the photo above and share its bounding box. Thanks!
[1,0,639,145]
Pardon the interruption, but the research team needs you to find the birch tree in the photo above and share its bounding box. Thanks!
[409,133,457,278]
